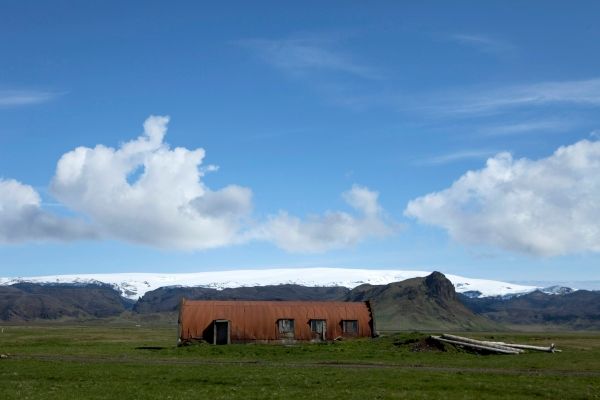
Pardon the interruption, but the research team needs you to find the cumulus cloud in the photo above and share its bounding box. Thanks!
[0,179,96,243]
[50,115,253,250]
[405,139,600,256]
[254,185,393,253]
[0,116,393,252]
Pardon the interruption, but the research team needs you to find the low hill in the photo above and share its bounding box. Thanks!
[0,283,131,321]
[134,284,349,313]
[460,289,600,330]
[346,272,497,331]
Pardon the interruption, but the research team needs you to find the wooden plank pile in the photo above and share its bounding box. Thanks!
[430,334,561,355]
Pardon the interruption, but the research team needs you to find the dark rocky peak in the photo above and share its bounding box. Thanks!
[424,271,456,301]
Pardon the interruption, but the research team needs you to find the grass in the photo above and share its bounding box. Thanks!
[1,323,600,399]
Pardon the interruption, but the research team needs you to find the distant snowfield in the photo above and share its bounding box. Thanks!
[0,268,540,300]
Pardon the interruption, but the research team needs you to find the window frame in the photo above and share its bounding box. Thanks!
[277,319,295,335]
[309,319,326,334]
[342,319,359,335]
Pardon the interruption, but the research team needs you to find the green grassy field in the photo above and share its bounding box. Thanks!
[1,323,599,399]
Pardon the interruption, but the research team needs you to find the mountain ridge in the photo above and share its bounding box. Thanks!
[0,268,541,300]
[460,289,600,330]
[2,272,599,330]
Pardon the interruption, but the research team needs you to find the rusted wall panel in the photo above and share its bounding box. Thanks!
[179,300,374,342]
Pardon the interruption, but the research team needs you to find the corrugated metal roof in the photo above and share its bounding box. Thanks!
[179,300,374,343]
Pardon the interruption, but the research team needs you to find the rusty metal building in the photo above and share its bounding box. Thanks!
[178,299,376,345]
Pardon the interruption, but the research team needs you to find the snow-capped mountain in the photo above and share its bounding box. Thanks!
[0,268,542,300]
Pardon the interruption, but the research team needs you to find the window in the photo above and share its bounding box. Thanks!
[310,319,326,334]
[278,319,295,335]
[342,320,358,335]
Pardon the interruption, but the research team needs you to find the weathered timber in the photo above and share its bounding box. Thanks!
[485,342,561,353]
[430,336,521,354]
[441,334,524,353]
[440,334,561,353]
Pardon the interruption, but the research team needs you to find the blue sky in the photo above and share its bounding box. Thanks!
[2,1,600,282]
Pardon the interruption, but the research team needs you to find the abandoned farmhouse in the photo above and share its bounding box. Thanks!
[178,299,376,345]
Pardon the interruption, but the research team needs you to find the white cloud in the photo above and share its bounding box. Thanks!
[405,139,600,256]
[448,34,515,56]
[0,90,60,107]
[50,115,253,250]
[417,149,499,166]
[420,78,600,116]
[482,119,573,137]
[342,184,381,216]
[238,37,379,80]
[254,185,394,253]
[0,116,394,253]
[0,179,96,243]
